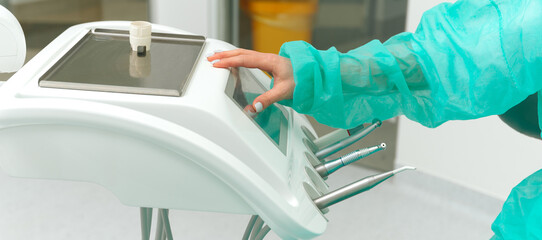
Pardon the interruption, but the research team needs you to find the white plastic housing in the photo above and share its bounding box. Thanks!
[0,21,327,239]
[0,5,25,73]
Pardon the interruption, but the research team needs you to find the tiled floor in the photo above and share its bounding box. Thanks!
[0,164,502,240]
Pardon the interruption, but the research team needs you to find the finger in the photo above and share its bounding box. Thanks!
[212,54,276,72]
[243,105,257,118]
[251,86,291,113]
[207,49,255,61]
[213,49,255,59]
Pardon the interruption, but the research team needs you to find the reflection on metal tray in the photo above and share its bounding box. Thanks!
[39,28,205,97]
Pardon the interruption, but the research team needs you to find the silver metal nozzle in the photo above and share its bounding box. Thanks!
[312,166,416,209]
[314,143,387,177]
[392,166,416,174]
[315,119,382,159]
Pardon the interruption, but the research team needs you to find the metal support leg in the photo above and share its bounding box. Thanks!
[161,227,167,240]
[160,209,173,240]
[147,208,153,233]
[155,209,164,240]
[242,215,258,240]
[254,225,270,240]
[140,207,152,240]
[249,217,264,240]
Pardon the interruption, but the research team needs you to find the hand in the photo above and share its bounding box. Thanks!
[207,49,294,113]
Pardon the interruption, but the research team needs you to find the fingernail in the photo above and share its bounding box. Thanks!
[210,59,220,64]
[247,109,257,118]
[205,52,214,58]
[254,102,263,113]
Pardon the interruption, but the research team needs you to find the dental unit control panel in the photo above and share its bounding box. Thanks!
[0,19,414,239]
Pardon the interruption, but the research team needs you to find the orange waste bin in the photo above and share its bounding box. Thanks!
[241,0,318,54]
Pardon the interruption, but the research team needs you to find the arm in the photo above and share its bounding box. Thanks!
[210,0,542,129]
[281,0,542,129]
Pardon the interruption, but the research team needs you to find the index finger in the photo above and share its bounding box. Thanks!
[210,50,277,73]
[207,49,255,61]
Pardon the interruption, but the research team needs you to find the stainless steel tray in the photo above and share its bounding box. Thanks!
[39,28,205,97]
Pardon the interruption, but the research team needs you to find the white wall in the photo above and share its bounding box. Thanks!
[148,0,229,41]
[149,0,210,36]
[397,0,542,200]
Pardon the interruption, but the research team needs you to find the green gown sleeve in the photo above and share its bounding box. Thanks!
[490,169,542,239]
[278,0,542,131]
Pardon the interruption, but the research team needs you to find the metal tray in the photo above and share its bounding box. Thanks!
[39,28,205,97]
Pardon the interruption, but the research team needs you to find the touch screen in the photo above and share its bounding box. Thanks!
[227,68,288,154]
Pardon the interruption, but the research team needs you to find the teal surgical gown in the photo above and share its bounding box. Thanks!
[277,0,542,238]
[279,0,542,130]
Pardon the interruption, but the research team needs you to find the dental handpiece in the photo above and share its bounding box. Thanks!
[312,124,365,150]
[313,166,416,209]
[315,119,382,160]
[314,143,387,178]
